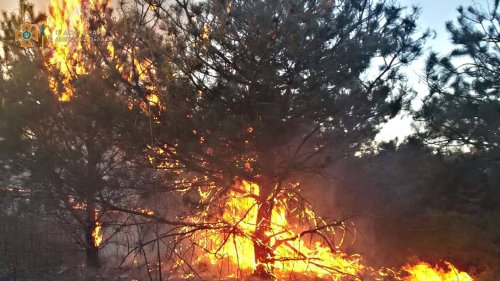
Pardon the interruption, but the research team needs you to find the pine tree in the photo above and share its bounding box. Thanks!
[416,0,499,151]
[0,6,155,268]
[122,0,429,278]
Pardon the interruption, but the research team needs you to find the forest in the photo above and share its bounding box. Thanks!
[0,0,499,280]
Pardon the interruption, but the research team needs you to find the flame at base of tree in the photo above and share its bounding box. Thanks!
[185,180,364,279]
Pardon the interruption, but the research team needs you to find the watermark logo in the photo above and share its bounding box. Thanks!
[15,22,109,49]
[15,23,44,48]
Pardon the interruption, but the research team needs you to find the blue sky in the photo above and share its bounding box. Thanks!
[2,0,491,142]
[402,0,482,53]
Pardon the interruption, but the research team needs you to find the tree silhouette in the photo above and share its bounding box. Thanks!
[416,0,499,152]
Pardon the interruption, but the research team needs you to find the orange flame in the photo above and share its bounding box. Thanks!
[188,180,366,278]
[138,208,154,216]
[45,0,162,112]
[92,220,103,247]
[46,0,108,101]
[404,262,473,281]
[182,181,475,280]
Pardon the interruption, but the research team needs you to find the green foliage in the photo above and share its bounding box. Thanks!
[145,0,429,187]
[403,4,500,276]
[416,1,500,151]
[335,141,500,278]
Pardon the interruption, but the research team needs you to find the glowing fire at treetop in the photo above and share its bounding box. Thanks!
[46,0,161,111]
[189,180,364,278]
[45,0,109,101]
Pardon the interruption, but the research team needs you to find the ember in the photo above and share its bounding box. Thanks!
[92,220,103,247]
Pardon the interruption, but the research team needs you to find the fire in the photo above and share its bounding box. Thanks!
[181,180,475,280]
[45,0,110,101]
[92,220,103,247]
[45,0,162,117]
[404,262,473,281]
[46,0,88,101]
[189,180,366,279]
[138,208,154,216]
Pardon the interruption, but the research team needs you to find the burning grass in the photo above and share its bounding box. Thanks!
[167,180,473,280]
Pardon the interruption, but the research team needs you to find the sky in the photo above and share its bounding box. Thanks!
[0,0,492,143]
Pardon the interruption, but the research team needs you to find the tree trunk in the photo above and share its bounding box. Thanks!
[252,176,276,280]
[85,198,100,268]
